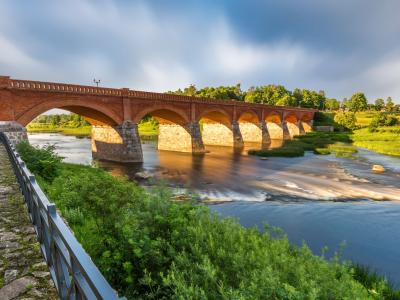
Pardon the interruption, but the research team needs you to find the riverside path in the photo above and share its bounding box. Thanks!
[0,143,57,299]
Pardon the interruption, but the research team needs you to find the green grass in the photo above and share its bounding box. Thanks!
[17,142,400,299]
[249,132,352,158]
[27,124,92,136]
[138,121,159,136]
[352,127,400,156]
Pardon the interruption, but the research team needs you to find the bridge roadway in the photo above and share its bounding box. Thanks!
[0,76,316,162]
[0,143,57,299]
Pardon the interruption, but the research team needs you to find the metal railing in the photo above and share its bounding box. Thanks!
[0,132,124,300]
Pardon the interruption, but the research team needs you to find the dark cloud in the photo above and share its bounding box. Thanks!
[0,0,399,101]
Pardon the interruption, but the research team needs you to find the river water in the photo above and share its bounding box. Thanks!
[28,133,400,285]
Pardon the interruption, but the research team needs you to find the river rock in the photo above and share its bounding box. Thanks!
[372,165,385,173]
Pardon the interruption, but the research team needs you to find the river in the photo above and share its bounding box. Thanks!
[28,133,400,285]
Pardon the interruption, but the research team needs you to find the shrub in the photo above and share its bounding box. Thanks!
[334,111,358,130]
[369,113,399,131]
[18,142,398,299]
[16,141,62,182]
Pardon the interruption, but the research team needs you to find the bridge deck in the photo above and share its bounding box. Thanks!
[0,144,57,299]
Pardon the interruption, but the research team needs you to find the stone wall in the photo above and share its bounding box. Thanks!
[91,121,143,162]
[0,122,28,146]
[266,122,283,140]
[239,122,262,143]
[202,123,234,147]
[286,122,300,138]
[158,124,193,152]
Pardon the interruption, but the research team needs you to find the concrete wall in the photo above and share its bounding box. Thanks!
[91,121,143,162]
[0,122,28,146]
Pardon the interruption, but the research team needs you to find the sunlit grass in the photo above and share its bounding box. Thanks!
[352,127,400,156]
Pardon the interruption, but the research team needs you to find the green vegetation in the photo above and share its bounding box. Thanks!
[170,84,327,109]
[16,142,399,299]
[352,127,400,156]
[343,92,368,112]
[334,111,358,130]
[249,132,353,158]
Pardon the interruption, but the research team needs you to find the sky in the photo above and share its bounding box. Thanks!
[1,0,400,103]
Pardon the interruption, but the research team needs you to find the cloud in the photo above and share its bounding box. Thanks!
[0,0,399,102]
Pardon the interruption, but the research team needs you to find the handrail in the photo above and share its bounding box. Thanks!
[0,132,125,300]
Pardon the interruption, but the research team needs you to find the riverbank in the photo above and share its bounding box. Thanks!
[352,127,400,157]
[16,140,400,299]
[27,125,92,136]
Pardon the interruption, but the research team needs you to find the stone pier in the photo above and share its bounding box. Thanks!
[286,121,300,139]
[0,144,57,300]
[0,122,28,146]
[158,122,205,153]
[238,122,262,143]
[202,122,244,148]
[266,122,284,140]
[91,121,143,162]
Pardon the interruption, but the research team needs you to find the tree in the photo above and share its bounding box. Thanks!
[345,92,368,112]
[244,85,294,105]
[325,98,340,111]
[334,111,357,130]
[374,98,385,111]
[293,88,326,109]
[386,97,394,112]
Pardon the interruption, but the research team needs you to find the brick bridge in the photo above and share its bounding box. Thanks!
[0,76,316,162]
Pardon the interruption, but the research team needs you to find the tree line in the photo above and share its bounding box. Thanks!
[169,84,400,112]
[31,113,90,127]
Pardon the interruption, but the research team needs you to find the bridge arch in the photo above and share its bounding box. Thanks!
[135,107,199,153]
[237,110,262,143]
[197,109,241,147]
[265,111,283,140]
[17,99,122,126]
[284,113,300,138]
[300,113,313,133]
[133,105,190,125]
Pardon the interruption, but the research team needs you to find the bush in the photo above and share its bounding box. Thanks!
[313,112,336,126]
[369,113,399,131]
[18,143,398,299]
[334,111,358,130]
[16,141,62,182]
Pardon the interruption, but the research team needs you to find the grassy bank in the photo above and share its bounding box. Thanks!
[27,124,92,136]
[16,141,399,299]
[27,121,159,137]
[351,111,400,156]
[249,132,355,157]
